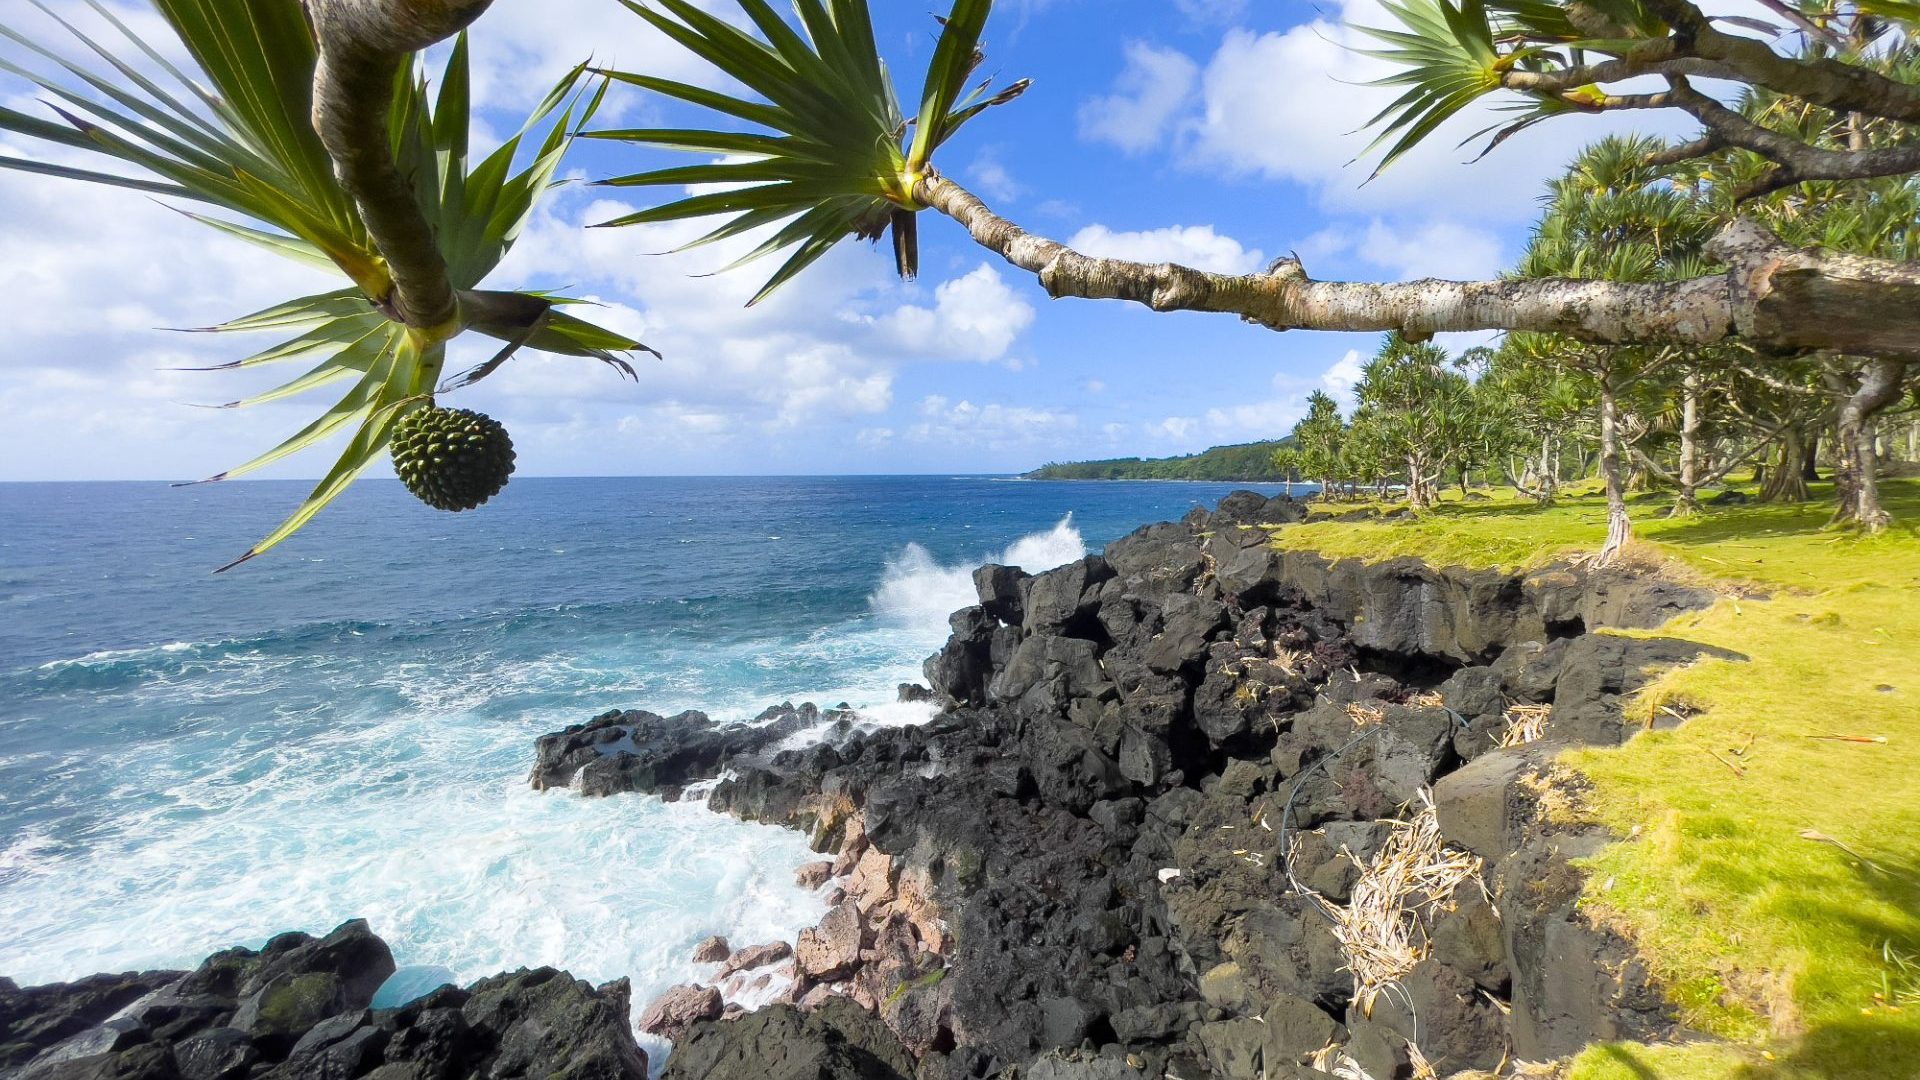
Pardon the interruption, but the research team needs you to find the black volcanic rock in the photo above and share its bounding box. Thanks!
[0,926,644,1080]
[528,702,852,797]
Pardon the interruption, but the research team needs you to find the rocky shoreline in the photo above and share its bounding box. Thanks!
[3,492,1736,1080]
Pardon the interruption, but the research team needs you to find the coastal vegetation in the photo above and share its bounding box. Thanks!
[1023,441,1296,483]
[7,0,1920,563]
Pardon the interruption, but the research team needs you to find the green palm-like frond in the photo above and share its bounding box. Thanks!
[590,0,1025,304]
[0,1,646,567]
[1355,0,1503,175]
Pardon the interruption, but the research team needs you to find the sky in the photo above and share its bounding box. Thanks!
[0,0,1700,480]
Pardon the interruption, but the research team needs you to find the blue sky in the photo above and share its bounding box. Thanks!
[0,0,1689,479]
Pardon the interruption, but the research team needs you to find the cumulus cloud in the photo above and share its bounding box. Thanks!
[1297,218,1508,282]
[1078,42,1200,154]
[877,265,1037,362]
[452,0,733,118]
[1075,0,1695,226]
[1319,349,1366,406]
[1067,224,1265,275]
[903,396,1080,449]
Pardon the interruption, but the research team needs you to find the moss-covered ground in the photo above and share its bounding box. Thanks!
[1270,480,1920,1080]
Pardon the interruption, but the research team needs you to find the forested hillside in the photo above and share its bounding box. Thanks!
[1024,440,1296,481]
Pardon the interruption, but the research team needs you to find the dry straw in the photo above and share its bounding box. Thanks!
[1499,704,1553,747]
[1299,789,1487,1017]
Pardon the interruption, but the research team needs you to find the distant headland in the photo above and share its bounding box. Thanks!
[1023,439,1295,482]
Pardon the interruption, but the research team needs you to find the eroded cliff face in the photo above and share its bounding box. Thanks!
[543,491,1738,1080]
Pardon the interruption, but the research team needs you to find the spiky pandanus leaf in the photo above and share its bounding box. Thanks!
[590,0,1026,303]
[0,0,647,567]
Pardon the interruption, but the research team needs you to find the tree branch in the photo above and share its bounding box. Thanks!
[912,173,1920,360]
[1642,0,1920,123]
[1665,77,1920,195]
[305,0,492,334]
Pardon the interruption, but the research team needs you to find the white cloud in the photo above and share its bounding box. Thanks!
[1068,224,1265,275]
[967,149,1026,204]
[1359,220,1507,281]
[1078,42,1200,154]
[905,396,1079,450]
[1319,349,1365,408]
[452,0,731,117]
[877,264,1036,362]
[1150,416,1196,442]
[1175,0,1697,222]
[1174,0,1249,25]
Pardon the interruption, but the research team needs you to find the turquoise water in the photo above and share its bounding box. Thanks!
[0,476,1295,1042]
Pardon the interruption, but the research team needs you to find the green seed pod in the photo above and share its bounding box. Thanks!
[389,405,516,512]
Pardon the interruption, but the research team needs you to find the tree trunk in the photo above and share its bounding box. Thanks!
[1762,428,1812,503]
[915,175,1920,361]
[1671,374,1702,516]
[1598,374,1634,565]
[1539,432,1559,504]
[1406,455,1431,510]
[1832,358,1907,531]
[1803,432,1822,482]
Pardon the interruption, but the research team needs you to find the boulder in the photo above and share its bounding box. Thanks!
[638,984,723,1042]
[795,860,834,890]
[719,943,793,979]
[794,903,864,982]
[690,937,731,964]
[661,999,913,1080]
[973,564,1029,625]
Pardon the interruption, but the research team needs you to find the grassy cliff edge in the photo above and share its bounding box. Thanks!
[1266,481,1920,1080]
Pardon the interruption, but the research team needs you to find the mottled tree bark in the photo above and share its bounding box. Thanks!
[1598,372,1633,565]
[305,0,492,334]
[1671,373,1702,517]
[1832,358,1908,531]
[914,174,1920,361]
[1762,428,1811,503]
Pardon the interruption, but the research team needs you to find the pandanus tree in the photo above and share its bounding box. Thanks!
[0,0,645,567]
[1346,336,1478,511]
[1512,136,1722,561]
[1685,50,1920,528]
[11,0,1920,563]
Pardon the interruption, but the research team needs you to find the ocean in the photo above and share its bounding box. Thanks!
[0,475,1296,1052]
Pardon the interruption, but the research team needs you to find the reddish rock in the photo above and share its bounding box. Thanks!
[797,984,840,1012]
[795,860,835,890]
[719,940,793,977]
[691,935,731,964]
[638,983,723,1042]
[846,848,897,914]
[795,902,865,981]
[831,815,870,876]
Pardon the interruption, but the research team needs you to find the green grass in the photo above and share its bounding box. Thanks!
[1270,480,1920,1079]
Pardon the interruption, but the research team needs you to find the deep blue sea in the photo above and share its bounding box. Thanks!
[0,475,1296,1050]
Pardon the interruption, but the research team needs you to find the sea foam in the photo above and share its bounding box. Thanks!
[867,515,1084,631]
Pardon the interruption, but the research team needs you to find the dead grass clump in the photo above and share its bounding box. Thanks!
[1313,790,1487,1015]
[1346,702,1388,726]
[1499,704,1553,747]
